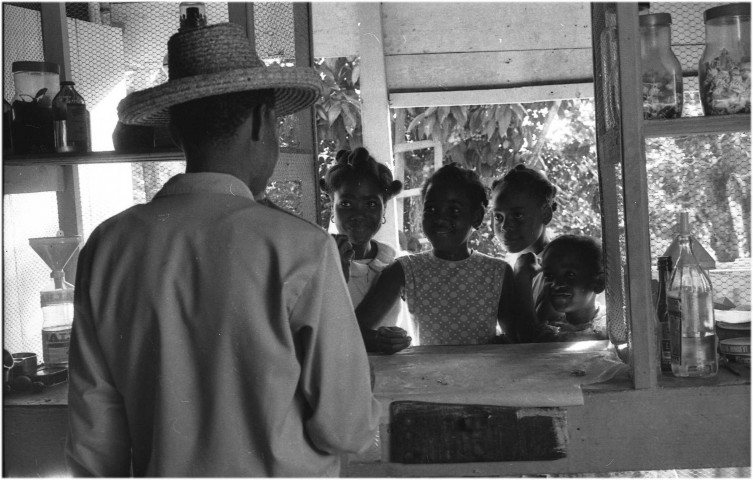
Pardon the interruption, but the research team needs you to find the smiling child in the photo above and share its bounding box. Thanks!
[320,147,411,353]
[539,235,607,342]
[356,164,534,346]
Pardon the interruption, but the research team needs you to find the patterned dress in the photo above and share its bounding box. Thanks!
[396,251,512,345]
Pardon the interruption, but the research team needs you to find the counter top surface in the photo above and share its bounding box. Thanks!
[4,342,749,408]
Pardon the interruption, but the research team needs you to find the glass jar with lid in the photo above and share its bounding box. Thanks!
[640,13,683,119]
[11,61,60,153]
[698,3,751,115]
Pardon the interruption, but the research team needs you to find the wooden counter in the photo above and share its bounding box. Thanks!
[3,343,749,477]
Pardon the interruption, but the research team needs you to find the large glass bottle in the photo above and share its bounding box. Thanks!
[52,81,91,153]
[698,3,751,115]
[655,255,673,372]
[666,212,718,377]
[639,13,683,119]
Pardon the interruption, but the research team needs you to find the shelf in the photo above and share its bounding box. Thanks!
[644,114,751,138]
[2,148,186,167]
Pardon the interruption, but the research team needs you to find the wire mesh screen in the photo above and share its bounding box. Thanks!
[254,2,295,60]
[646,129,751,306]
[591,3,630,354]
[3,193,62,359]
[2,5,45,103]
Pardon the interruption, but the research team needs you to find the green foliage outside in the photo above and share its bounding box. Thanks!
[307,56,750,264]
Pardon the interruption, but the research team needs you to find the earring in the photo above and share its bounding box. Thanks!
[382,216,387,224]
[330,216,335,223]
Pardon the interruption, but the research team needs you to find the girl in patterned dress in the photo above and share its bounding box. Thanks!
[320,147,411,353]
[356,164,534,347]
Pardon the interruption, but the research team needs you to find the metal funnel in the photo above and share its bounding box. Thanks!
[28,235,82,289]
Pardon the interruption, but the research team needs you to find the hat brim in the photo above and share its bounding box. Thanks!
[118,66,323,126]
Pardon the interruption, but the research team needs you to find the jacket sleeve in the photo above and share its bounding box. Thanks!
[291,236,382,454]
[65,239,132,477]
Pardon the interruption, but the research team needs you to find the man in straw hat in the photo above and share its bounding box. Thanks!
[65,23,380,477]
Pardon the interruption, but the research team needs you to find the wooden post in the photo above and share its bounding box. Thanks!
[357,2,398,250]
[227,3,255,48]
[41,2,83,281]
[615,3,658,389]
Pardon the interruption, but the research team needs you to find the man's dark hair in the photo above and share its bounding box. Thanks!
[421,163,488,210]
[320,147,403,202]
[170,89,275,145]
[491,164,558,212]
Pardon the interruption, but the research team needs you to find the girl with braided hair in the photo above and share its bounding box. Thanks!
[320,147,410,353]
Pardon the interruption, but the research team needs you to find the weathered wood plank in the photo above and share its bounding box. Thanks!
[344,381,750,476]
[3,165,65,194]
[381,2,592,55]
[390,83,594,108]
[385,49,593,92]
[311,2,359,58]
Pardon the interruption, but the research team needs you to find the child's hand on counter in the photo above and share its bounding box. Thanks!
[363,326,411,354]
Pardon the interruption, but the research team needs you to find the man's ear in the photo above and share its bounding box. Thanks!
[593,272,606,294]
[542,204,553,225]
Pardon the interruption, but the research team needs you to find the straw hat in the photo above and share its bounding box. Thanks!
[118,23,323,126]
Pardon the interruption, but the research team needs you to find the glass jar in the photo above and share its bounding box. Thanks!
[11,61,60,153]
[698,3,751,115]
[640,13,683,119]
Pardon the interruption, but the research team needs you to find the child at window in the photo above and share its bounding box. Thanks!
[320,147,410,353]
[356,163,533,346]
[538,234,607,342]
[490,164,559,340]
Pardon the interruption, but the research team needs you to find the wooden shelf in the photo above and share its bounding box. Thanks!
[644,114,751,138]
[2,148,185,167]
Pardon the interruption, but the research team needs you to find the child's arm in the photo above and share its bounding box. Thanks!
[355,260,411,353]
[356,260,405,330]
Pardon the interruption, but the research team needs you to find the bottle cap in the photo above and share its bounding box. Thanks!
[704,3,750,22]
[657,256,672,269]
[639,13,672,27]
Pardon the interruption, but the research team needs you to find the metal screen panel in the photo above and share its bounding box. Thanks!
[2,5,44,103]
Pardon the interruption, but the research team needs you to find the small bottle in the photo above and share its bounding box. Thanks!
[53,81,91,153]
[179,2,207,31]
[666,212,718,377]
[41,288,74,367]
[656,255,673,372]
[639,13,683,119]
[698,3,751,115]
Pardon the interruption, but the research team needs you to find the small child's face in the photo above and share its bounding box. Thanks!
[421,181,480,254]
[332,177,385,247]
[491,186,550,255]
[541,248,598,314]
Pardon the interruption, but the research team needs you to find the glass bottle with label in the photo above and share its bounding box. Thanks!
[41,289,74,367]
[639,13,683,119]
[53,81,91,153]
[698,3,751,115]
[666,212,718,377]
[655,255,673,372]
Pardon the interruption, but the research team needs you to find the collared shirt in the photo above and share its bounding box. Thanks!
[66,172,380,477]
